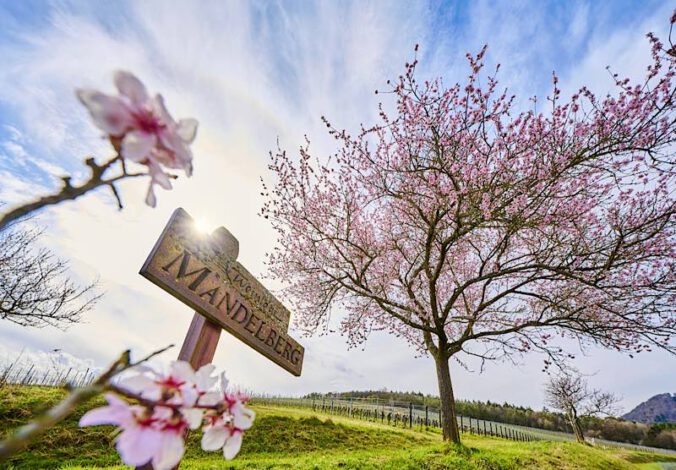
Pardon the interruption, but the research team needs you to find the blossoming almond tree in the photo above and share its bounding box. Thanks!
[262,26,676,443]
[0,71,197,231]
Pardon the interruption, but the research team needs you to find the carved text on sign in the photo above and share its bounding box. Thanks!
[140,209,303,376]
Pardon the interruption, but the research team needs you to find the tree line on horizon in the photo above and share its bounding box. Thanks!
[303,389,676,450]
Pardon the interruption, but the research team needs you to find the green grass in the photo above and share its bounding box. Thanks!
[2,385,675,469]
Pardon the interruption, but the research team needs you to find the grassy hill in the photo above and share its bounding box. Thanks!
[1,385,675,469]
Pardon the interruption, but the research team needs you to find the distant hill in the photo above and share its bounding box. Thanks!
[623,393,676,423]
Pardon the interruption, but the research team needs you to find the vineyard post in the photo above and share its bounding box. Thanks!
[21,365,34,385]
[61,367,73,386]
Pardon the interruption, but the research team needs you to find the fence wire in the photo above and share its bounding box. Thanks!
[254,396,539,443]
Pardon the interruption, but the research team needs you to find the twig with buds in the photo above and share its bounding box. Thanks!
[0,70,197,232]
[0,155,149,232]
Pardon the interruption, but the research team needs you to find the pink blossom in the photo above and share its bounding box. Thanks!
[79,394,187,470]
[201,397,255,460]
[79,363,254,467]
[76,71,198,207]
[200,372,255,460]
[119,361,214,406]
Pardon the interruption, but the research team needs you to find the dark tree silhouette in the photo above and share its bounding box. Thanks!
[0,218,99,328]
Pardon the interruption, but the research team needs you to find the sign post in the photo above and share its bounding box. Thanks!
[177,314,221,369]
[137,208,306,468]
[140,207,305,374]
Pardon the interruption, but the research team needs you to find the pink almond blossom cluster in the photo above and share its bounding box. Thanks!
[79,361,254,470]
[77,71,198,207]
[262,29,675,358]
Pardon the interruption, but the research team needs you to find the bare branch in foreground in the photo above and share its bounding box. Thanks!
[0,344,173,461]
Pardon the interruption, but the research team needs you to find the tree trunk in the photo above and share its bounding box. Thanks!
[567,410,585,444]
[434,352,461,443]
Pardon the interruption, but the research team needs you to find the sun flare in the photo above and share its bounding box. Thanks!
[193,216,212,234]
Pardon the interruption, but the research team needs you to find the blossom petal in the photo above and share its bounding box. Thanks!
[118,374,158,396]
[223,431,243,460]
[179,386,199,408]
[104,392,131,408]
[201,426,229,451]
[198,391,222,407]
[146,183,157,208]
[151,93,175,125]
[76,89,132,136]
[219,372,229,392]
[158,129,193,175]
[79,393,131,426]
[114,71,149,105]
[170,361,196,382]
[233,403,255,431]
[79,406,122,427]
[152,406,174,421]
[181,408,204,430]
[147,159,173,190]
[177,118,198,143]
[116,427,161,467]
[194,364,217,391]
[152,432,185,470]
[121,130,156,162]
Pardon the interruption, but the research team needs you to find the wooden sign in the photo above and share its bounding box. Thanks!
[140,208,304,376]
[223,257,290,331]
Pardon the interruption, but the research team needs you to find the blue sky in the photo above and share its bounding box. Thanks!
[0,0,673,412]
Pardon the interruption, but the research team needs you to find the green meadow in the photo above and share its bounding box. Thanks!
[1,385,675,469]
